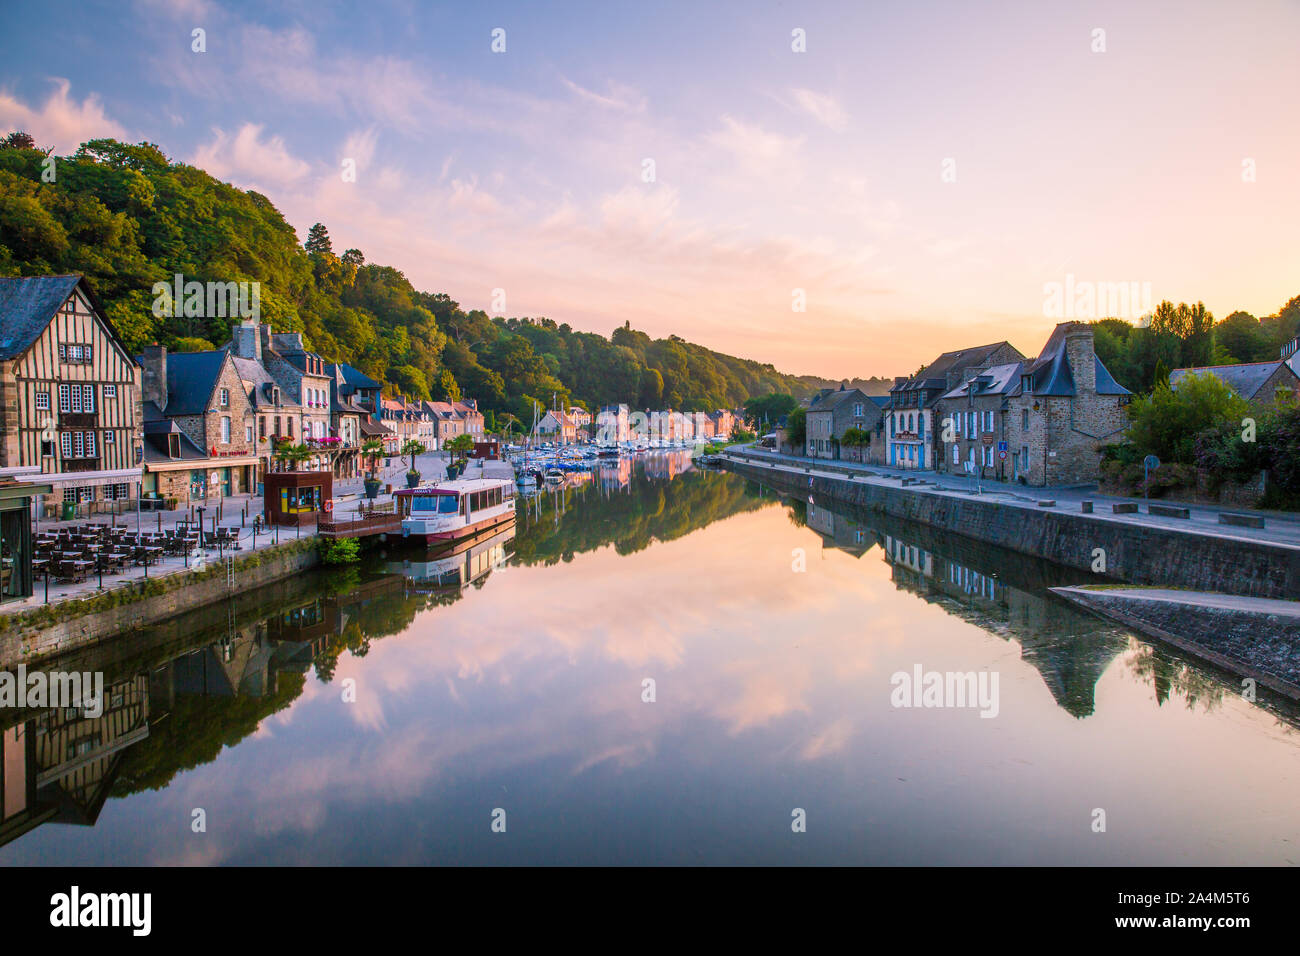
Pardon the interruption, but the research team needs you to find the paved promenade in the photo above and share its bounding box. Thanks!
[722,445,1300,551]
[4,452,451,615]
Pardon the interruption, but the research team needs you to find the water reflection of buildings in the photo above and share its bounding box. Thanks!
[1,673,148,846]
[803,493,1126,719]
[596,458,632,493]
[806,503,872,557]
[878,528,1127,718]
[642,452,689,480]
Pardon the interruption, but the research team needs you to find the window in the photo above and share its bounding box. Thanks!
[36,391,50,411]
[220,388,230,406]
[82,384,94,413]
[952,445,959,465]
[71,386,82,414]
[246,425,254,443]
[104,430,115,444]
[259,417,266,439]
[1022,409,1029,430]
[221,416,231,444]
[61,432,72,458]
[59,384,70,413]
[104,384,117,399]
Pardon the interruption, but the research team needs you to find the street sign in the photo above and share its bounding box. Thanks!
[1143,455,1160,499]
[997,441,1008,452]
[998,450,1007,461]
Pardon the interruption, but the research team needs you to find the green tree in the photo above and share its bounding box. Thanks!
[785,406,807,447]
[1125,373,1250,464]
[305,222,332,255]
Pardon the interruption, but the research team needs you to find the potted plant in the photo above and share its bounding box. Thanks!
[361,438,384,499]
[401,438,426,487]
[444,433,475,480]
[273,441,313,472]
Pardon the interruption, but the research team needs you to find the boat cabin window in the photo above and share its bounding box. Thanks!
[412,494,461,514]
[468,486,504,512]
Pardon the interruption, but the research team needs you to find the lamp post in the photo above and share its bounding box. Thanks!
[196,505,206,552]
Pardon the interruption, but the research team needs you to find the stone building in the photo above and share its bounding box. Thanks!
[804,385,880,460]
[138,346,261,502]
[937,362,1023,480]
[1005,322,1131,486]
[886,342,1023,470]
[261,329,333,442]
[1169,361,1300,410]
[0,275,143,512]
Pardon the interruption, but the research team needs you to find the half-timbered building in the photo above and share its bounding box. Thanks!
[0,275,142,513]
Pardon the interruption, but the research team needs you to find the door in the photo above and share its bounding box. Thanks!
[222,468,232,496]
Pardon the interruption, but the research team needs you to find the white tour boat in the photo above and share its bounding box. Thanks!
[397,478,516,545]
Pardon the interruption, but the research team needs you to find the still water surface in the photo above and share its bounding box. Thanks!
[2,453,1297,865]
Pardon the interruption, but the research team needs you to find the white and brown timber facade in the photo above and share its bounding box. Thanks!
[0,275,142,511]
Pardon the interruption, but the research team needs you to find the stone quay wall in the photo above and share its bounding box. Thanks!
[726,456,1298,601]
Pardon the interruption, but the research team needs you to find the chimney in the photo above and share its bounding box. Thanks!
[1064,323,1097,394]
[232,320,261,361]
[141,344,168,410]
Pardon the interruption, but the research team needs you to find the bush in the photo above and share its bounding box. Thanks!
[1125,373,1250,465]
[320,538,360,565]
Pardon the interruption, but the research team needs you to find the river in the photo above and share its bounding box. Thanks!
[2,451,1297,865]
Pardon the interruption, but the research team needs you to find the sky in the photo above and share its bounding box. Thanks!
[2,0,1298,378]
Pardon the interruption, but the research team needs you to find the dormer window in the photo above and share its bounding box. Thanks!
[168,433,180,458]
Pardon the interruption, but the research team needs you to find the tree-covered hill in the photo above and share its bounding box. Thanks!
[0,135,818,425]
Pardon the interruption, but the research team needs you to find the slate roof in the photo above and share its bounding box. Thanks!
[1022,324,1130,397]
[807,386,870,413]
[893,342,1014,393]
[141,402,208,461]
[1169,361,1295,401]
[0,275,116,361]
[944,362,1024,400]
[152,351,229,416]
[338,363,383,390]
[228,354,295,409]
